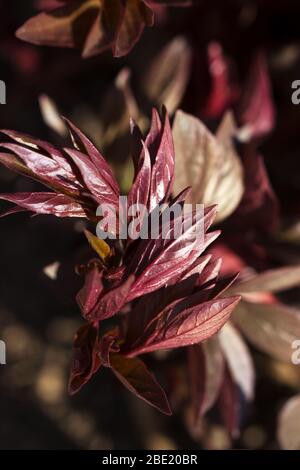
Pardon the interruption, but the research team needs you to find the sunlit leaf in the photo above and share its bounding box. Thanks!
[233,300,300,362]
[0,192,87,217]
[219,323,255,402]
[128,296,240,354]
[173,110,244,223]
[84,229,111,262]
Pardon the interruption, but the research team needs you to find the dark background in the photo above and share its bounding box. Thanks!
[1,0,300,449]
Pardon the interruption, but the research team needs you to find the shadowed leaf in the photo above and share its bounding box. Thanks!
[188,338,224,423]
[111,353,172,415]
[68,323,101,395]
[142,36,192,114]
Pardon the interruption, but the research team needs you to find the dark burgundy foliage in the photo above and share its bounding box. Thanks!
[0,122,120,218]
[0,108,240,416]
[16,0,193,58]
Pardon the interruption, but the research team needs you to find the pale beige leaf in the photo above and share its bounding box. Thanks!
[173,110,244,223]
[275,221,300,245]
[229,265,300,295]
[278,395,300,449]
[143,37,192,114]
[16,0,100,48]
[189,337,224,421]
[39,94,68,137]
[199,337,224,414]
[99,68,140,147]
[233,300,300,362]
[219,322,255,401]
[43,261,60,280]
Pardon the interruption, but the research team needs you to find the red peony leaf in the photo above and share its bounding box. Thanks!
[68,323,101,395]
[76,263,104,318]
[0,142,80,195]
[16,0,99,49]
[87,275,135,322]
[232,148,279,233]
[127,143,151,237]
[35,1,68,11]
[1,129,73,174]
[188,337,224,423]
[0,119,123,221]
[202,42,238,118]
[0,192,87,217]
[16,0,182,59]
[148,108,175,210]
[124,264,209,350]
[98,329,120,367]
[113,0,154,57]
[217,364,240,438]
[126,204,218,296]
[17,0,192,58]
[63,117,119,195]
[0,151,36,181]
[128,296,240,355]
[237,52,275,140]
[110,353,172,415]
[0,206,28,218]
[130,118,145,174]
[82,1,122,58]
[64,147,119,207]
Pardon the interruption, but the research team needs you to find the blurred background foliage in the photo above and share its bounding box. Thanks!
[1,0,300,449]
